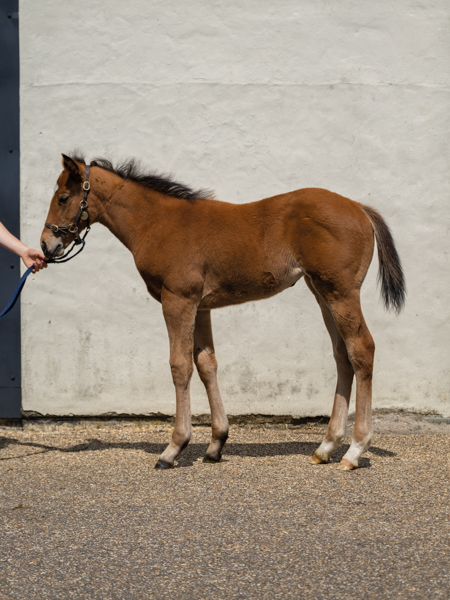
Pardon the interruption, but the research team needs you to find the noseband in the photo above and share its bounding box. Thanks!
[45,163,93,263]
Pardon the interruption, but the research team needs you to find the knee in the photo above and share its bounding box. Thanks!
[170,358,193,386]
[195,347,218,383]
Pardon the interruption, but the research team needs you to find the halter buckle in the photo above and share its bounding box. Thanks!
[68,225,78,234]
[51,225,59,233]
[83,181,90,191]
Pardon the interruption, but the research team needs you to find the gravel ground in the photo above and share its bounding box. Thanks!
[0,415,449,600]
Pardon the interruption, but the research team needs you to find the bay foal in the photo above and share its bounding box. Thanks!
[41,155,405,470]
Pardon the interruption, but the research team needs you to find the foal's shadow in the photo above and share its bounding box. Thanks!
[0,435,395,469]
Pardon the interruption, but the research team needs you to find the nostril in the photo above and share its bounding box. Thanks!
[41,241,47,255]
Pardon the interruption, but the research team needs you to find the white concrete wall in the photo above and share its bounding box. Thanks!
[20,0,449,417]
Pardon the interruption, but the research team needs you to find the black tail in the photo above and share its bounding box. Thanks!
[361,204,406,313]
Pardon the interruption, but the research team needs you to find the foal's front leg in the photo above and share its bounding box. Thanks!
[155,290,198,470]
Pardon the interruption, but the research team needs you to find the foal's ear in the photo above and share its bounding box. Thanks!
[61,154,81,179]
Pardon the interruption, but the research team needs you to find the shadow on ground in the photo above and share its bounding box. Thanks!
[0,436,395,468]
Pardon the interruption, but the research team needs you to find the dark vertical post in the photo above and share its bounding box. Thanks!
[0,0,22,418]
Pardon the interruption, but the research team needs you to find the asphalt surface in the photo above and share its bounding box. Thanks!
[0,416,449,599]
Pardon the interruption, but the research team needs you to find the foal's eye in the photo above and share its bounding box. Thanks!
[59,195,70,204]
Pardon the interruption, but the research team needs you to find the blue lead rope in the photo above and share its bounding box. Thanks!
[0,265,34,321]
[0,238,87,322]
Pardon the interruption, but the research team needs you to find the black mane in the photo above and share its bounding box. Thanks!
[71,153,214,201]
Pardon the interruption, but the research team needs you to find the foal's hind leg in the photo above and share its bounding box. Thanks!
[194,310,229,462]
[328,294,374,470]
[307,280,374,470]
[305,279,355,465]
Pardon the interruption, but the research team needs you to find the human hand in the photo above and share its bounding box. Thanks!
[20,248,48,273]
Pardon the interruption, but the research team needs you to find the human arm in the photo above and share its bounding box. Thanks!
[0,222,47,272]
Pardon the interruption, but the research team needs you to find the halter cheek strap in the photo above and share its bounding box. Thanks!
[45,163,93,263]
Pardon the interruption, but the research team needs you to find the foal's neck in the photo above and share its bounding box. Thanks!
[93,169,161,253]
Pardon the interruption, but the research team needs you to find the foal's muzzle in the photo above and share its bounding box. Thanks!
[41,237,64,259]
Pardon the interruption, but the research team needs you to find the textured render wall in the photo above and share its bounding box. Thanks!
[20,1,449,417]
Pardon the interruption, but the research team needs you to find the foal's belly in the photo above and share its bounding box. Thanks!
[199,265,304,310]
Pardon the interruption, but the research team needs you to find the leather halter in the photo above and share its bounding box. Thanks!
[1,165,94,320]
[45,163,93,262]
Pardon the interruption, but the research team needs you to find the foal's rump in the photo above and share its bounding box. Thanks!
[280,188,374,287]
[279,188,405,312]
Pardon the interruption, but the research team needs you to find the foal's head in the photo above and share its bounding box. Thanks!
[40,154,96,259]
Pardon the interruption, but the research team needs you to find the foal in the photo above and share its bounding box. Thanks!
[41,154,405,470]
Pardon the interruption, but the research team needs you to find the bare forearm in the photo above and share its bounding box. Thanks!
[0,222,28,258]
[0,222,47,272]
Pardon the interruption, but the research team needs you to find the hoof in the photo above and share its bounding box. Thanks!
[337,458,357,471]
[154,459,173,470]
[203,454,221,464]
[310,452,328,465]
